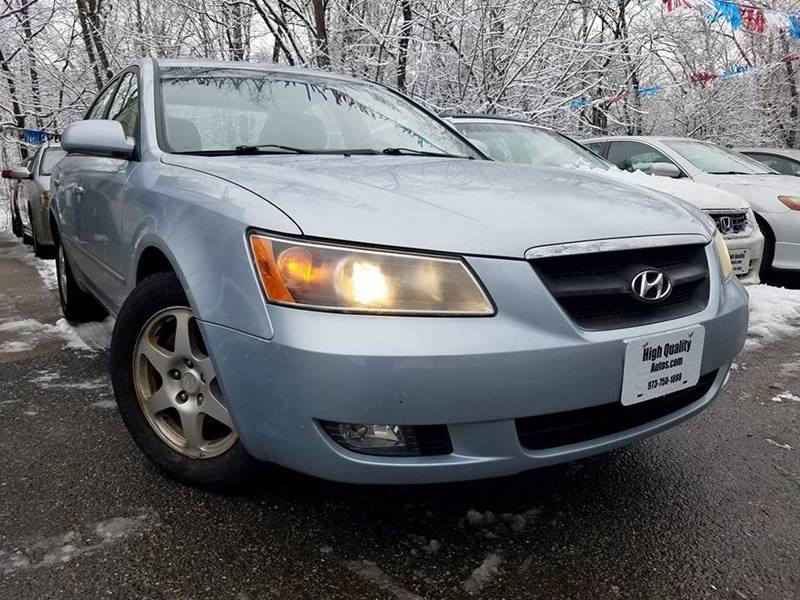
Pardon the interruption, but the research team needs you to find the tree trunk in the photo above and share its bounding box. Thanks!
[396,0,413,91]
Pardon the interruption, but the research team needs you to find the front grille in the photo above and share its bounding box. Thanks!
[531,243,710,330]
[516,370,718,451]
[707,210,750,237]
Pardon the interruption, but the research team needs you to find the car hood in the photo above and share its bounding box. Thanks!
[163,154,712,258]
[692,173,800,212]
[591,168,749,210]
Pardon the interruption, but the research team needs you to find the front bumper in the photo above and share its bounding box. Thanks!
[763,208,800,271]
[200,253,749,485]
[725,231,764,284]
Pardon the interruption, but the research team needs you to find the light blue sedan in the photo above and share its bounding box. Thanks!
[51,59,748,488]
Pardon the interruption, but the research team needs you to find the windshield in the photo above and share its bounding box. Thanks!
[451,121,610,169]
[663,139,774,175]
[40,148,66,176]
[158,67,479,157]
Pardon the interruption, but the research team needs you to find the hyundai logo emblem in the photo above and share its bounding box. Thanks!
[631,270,672,302]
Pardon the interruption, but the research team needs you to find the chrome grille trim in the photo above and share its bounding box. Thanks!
[524,234,710,260]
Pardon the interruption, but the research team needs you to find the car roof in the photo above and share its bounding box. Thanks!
[442,113,536,125]
[443,113,559,133]
[582,135,693,143]
[144,58,363,84]
[735,147,800,154]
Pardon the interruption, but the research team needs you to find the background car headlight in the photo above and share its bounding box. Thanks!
[713,231,733,280]
[778,195,800,210]
[249,234,494,315]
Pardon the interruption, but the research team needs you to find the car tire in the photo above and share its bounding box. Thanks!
[755,213,774,282]
[30,208,53,259]
[110,272,258,489]
[11,206,22,238]
[55,239,107,323]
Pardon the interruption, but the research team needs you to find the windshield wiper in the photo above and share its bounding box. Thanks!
[382,147,474,159]
[707,171,755,175]
[173,145,380,156]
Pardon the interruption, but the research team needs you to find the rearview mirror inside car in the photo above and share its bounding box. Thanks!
[61,120,134,159]
[647,162,682,178]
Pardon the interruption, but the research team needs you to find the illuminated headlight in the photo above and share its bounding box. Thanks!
[713,231,734,280]
[249,234,494,315]
[778,195,800,210]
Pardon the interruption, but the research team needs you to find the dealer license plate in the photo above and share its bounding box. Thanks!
[621,325,705,406]
[729,249,751,276]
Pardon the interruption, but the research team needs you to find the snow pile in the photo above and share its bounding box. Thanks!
[585,166,746,209]
[0,317,113,354]
[747,285,800,346]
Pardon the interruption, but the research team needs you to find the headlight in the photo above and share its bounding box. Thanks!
[778,195,800,210]
[249,234,494,315]
[713,231,733,280]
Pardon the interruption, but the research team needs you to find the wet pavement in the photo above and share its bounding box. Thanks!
[0,232,798,600]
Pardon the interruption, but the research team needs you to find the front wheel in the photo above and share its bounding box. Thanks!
[110,273,257,489]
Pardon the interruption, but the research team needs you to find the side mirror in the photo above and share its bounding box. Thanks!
[1,166,32,180]
[61,120,134,158]
[648,162,682,178]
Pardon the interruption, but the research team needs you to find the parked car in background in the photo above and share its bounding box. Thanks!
[1,143,65,257]
[446,115,763,283]
[735,147,800,177]
[51,59,748,489]
[584,136,800,279]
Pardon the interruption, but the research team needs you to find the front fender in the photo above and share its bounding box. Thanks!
[126,162,302,340]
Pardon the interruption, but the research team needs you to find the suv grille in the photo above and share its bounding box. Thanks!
[531,243,710,330]
[707,210,749,237]
[516,370,718,450]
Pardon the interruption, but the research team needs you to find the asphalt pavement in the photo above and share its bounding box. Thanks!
[0,232,798,600]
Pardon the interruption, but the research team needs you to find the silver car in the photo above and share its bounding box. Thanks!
[51,60,748,488]
[2,143,65,257]
[735,148,800,177]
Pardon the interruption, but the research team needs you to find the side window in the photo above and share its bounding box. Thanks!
[584,141,608,158]
[87,82,119,120]
[745,153,800,176]
[108,72,139,138]
[607,141,675,173]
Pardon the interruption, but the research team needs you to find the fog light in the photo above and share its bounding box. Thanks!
[322,422,418,456]
[320,421,453,457]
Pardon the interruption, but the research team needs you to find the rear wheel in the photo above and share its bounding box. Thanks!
[110,273,257,489]
[56,240,106,322]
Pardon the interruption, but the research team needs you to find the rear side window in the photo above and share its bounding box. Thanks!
[108,72,139,138]
[607,141,675,172]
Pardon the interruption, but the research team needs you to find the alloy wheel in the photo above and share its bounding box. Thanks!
[132,307,237,459]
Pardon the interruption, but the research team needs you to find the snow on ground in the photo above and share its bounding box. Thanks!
[746,284,800,347]
[0,316,113,354]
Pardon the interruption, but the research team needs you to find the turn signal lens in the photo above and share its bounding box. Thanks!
[249,234,494,315]
[41,192,50,208]
[778,195,800,210]
[713,231,734,281]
